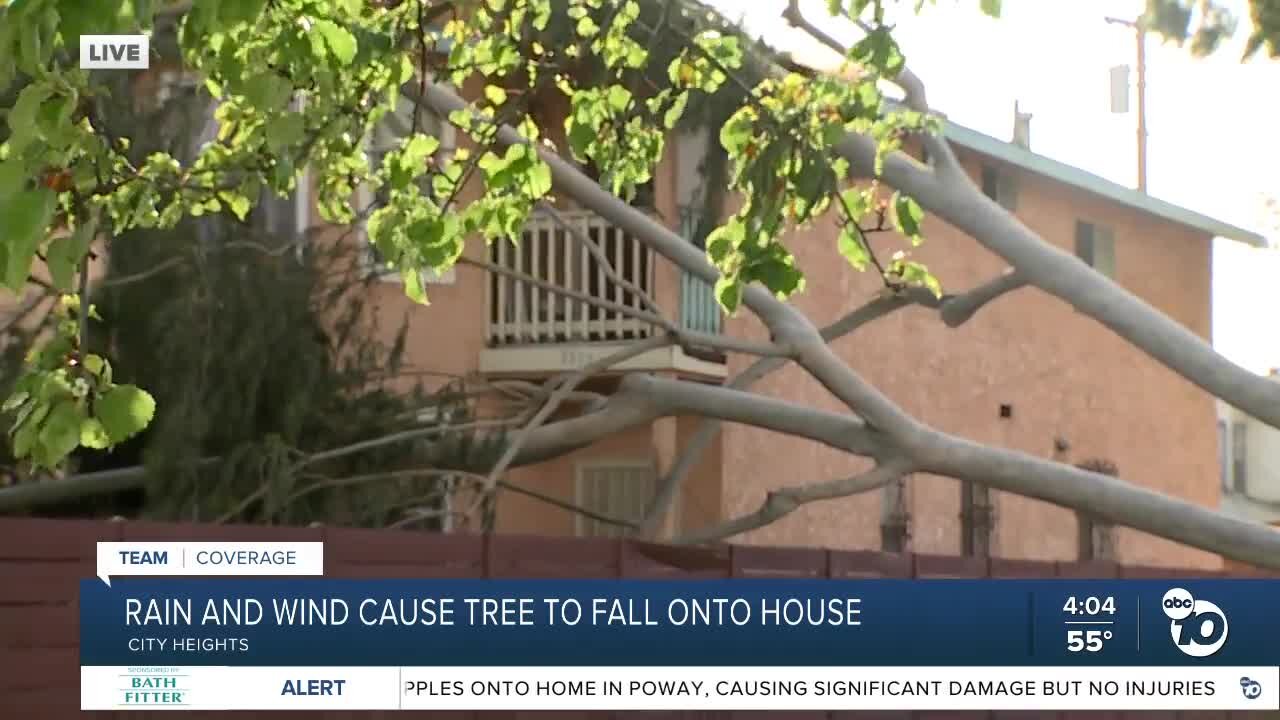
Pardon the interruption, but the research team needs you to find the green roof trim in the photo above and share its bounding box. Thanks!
[941,122,1268,248]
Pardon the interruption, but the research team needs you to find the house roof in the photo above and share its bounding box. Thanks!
[940,120,1268,248]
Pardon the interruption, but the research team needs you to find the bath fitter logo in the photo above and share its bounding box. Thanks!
[79,35,150,69]
[120,668,188,707]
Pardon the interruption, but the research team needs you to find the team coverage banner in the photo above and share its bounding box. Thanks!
[79,575,1280,712]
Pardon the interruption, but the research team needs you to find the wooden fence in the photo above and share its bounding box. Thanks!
[1,516,1275,719]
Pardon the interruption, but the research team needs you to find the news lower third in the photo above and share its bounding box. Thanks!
[78,541,1280,712]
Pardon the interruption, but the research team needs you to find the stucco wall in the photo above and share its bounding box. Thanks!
[718,151,1220,569]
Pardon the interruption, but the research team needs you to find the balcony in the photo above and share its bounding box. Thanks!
[479,210,726,379]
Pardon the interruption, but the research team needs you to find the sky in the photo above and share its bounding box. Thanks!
[704,0,1280,374]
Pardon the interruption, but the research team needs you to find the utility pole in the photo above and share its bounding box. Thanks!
[1106,16,1148,193]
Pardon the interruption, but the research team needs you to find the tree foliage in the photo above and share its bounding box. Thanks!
[0,0,956,467]
[1145,0,1280,59]
[0,35,481,526]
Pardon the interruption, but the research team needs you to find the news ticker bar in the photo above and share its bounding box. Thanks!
[81,666,1279,711]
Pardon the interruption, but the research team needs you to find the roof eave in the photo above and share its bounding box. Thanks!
[939,122,1269,249]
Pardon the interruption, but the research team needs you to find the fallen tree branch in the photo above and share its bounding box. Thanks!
[939,268,1026,327]
[482,334,675,498]
[671,458,912,545]
[637,292,915,537]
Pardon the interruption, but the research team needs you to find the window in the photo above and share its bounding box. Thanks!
[1232,421,1248,494]
[981,165,1018,211]
[575,461,657,538]
[880,475,911,552]
[1075,221,1116,278]
[358,92,458,284]
[1077,514,1115,561]
[959,480,994,557]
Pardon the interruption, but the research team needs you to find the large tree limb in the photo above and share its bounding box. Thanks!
[913,430,1280,568]
[637,293,914,537]
[939,268,1026,327]
[482,334,674,497]
[671,459,913,545]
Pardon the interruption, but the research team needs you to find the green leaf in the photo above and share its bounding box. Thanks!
[714,276,742,313]
[244,73,293,109]
[45,221,94,292]
[314,19,357,65]
[56,0,122,41]
[7,83,52,153]
[12,408,41,458]
[531,0,551,29]
[265,113,305,151]
[401,267,427,304]
[755,259,804,297]
[606,85,631,112]
[218,0,267,25]
[663,93,689,129]
[892,192,925,240]
[1,187,57,291]
[82,353,106,378]
[851,27,905,77]
[576,16,599,37]
[79,417,111,449]
[3,391,29,413]
[403,134,440,166]
[0,157,27,198]
[526,160,552,197]
[979,0,1002,17]
[35,399,83,468]
[484,85,507,106]
[94,384,155,444]
[223,192,252,221]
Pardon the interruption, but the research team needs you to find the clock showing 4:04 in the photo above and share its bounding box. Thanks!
[1063,596,1117,615]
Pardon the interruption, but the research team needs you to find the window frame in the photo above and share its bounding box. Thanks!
[1218,419,1229,492]
[959,479,995,558]
[1075,220,1116,279]
[573,459,658,538]
[1232,421,1248,494]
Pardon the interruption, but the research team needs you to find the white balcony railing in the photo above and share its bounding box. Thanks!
[487,211,657,346]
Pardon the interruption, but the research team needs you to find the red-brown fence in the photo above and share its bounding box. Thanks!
[1,516,1276,719]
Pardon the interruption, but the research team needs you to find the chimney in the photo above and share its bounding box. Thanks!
[1012,100,1032,150]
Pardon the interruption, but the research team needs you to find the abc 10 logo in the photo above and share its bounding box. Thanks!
[1161,588,1228,658]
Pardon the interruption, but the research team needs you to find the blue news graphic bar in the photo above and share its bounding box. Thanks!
[79,579,1279,667]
